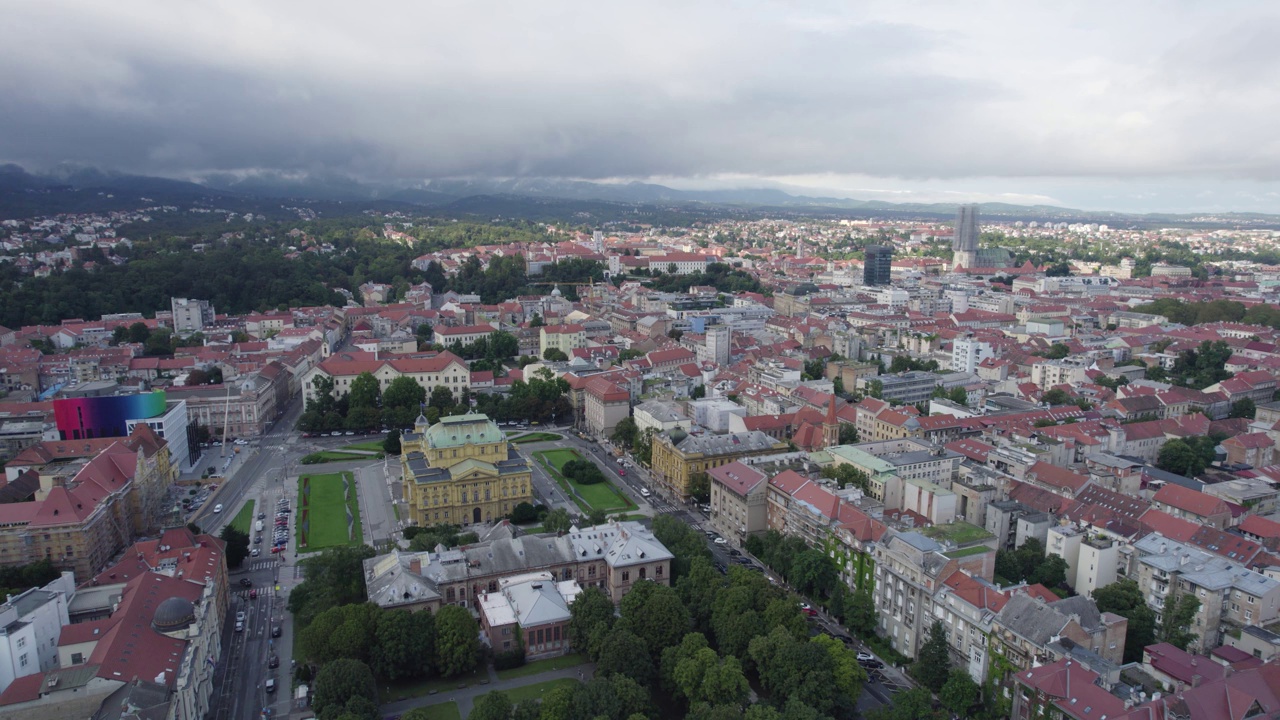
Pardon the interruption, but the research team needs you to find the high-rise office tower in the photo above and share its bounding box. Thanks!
[863,245,893,286]
[706,324,731,366]
[952,205,979,270]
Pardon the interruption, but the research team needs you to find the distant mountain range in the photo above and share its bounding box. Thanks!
[5,163,1280,227]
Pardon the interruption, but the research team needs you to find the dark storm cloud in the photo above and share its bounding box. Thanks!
[4,1,1280,211]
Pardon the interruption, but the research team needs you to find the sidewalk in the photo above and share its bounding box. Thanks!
[381,663,596,719]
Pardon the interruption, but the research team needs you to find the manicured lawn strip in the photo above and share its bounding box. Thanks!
[342,440,386,452]
[496,653,588,680]
[484,678,579,705]
[509,432,562,444]
[383,667,488,701]
[534,450,636,513]
[229,500,255,534]
[300,451,370,464]
[298,472,358,550]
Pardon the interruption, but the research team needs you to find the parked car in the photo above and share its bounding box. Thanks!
[271,625,281,638]
[235,621,244,632]
[236,611,246,622]
[800,603,817,617]
[728,549,741,556]
[265,678,276,693]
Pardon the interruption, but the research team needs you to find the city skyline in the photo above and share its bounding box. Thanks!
[4,2,1280,213]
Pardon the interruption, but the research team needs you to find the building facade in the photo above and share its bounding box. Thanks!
[401,414,533,527]
[649,429,788,500]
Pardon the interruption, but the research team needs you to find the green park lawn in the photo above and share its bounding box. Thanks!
[297,472,362,551]
[342,440,387,453]
[300,450,370,464]
[534,449,635,514]
[383,666,488,701]
[508,432,562,444]
[483,678,579,705]
[228,500,255,534]
[496,653,588,681]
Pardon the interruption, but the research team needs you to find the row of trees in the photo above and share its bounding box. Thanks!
[1156,435,1223,478]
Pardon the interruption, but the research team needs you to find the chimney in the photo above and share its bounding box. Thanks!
[1190,674,1202,689]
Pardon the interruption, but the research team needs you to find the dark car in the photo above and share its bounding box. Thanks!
[271,625,281,638]
[728,549,741,556]
[258,512,266,520]
[239,578,253,587]
[268,654,279,669]
[253,536,262,544]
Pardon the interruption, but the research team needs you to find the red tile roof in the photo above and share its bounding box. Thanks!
[1153,484,1230,519]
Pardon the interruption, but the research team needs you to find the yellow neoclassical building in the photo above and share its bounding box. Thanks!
[401,413,533,527]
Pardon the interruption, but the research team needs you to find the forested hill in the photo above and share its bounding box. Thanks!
[0,219,612,327]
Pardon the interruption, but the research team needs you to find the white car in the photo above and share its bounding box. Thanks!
[640,488,651,498]
[213,504,223,513]
[713,537,727,545]
[236,611,246,622]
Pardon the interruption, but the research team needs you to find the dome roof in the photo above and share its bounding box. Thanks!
[668,428,689,446]
[551,286,563,296]
[152,596,196,633]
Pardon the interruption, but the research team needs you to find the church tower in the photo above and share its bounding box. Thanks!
[822,393,841,448]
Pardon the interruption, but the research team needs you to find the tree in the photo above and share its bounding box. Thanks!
[1230,398,1256,419]
[691,384,706,399]
[688,472,711,504]
[1160,593,1201,651]
[128,321,151,343]
[790,549,838,598]
[811,634,867,708]
[1042,343,1071,359]
[383,376,427,427]
[847,586,877,637]
[349,371,381,409]
[1093,579,1156,663]
[530,313,545,327]
[299,602,381,666]
[1157,438,1209,478]
[470,691,513,720]
[219,525,250,568]
[434,605,480,677]
[913,621,951,692]
[596,628,654,686]
[675,647,749,707]
[838,423,858,444]
[509,502,539,524]
[867,687,947,720]
[429,384,455,411]
[611,417,639,449]
[867,379,883,399]
[1041,388,1070,405]
[382,429,401,455]
[288,545,378,628]
[940,669,980,717]
[948,386,969,406]
[618,580,691,658]
[570,675,651,720]
[370,608,434,680]
[569,587,617,659]
[543,347,568,361]
[542,507,573,534]
[653,514,712,581]
[312,659,378,720]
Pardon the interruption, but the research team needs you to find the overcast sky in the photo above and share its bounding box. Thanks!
[4,1,1280,213]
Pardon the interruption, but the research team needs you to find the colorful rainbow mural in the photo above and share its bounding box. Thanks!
[53,391,168,440]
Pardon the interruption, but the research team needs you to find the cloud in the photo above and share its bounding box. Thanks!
[3,1,1280,211]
